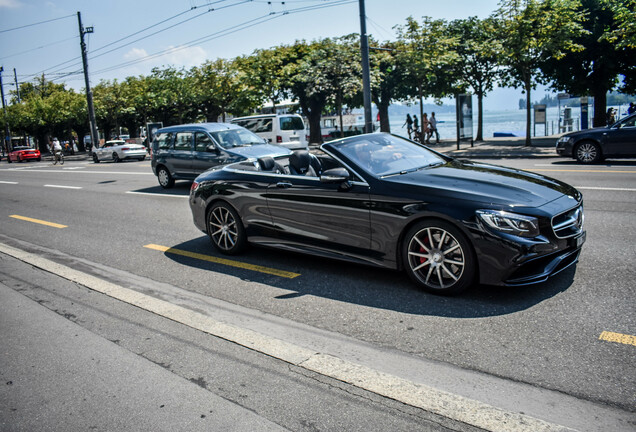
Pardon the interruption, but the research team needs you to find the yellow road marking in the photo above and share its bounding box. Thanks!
[9,215,67,229]
[533,169,636,174]
[599,331,636,347]
[144,244,300,279]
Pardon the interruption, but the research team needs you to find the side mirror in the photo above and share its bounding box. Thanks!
[320,167,350,184]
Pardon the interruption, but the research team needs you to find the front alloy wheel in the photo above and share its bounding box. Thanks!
[157,167,174,188]
[403,220,475,295]
[575,142,601,164]
[207,202,246,255]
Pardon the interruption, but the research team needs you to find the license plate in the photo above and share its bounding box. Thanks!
[289,136,299,141]
[575,231,586,248]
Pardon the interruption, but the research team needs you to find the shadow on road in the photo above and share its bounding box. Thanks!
[131,183,191,196]
[160,236,577,319]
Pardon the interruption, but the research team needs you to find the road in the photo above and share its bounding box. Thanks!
[0,155,634,431]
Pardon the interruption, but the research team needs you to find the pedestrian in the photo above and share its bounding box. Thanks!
[606,108,616,125]
[412,115,419,142]
[422,113,430,143]
[402,114,413,139]
[429,111,440,143]
[628,102,636,115]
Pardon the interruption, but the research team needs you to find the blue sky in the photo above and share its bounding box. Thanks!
[0,0,537,110]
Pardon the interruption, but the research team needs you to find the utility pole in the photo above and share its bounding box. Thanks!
[13,68,20,103]
[358,0,373,134]
[77,11,99,150]
[0,66,10,155]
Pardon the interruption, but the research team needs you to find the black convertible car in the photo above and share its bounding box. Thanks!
[189,133,585,295]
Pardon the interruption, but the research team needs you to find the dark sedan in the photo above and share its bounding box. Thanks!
[190,133,585,295]
[556,113,636,163]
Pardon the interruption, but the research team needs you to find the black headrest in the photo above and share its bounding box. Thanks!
[289,150,311,173]
[257,156,275,171]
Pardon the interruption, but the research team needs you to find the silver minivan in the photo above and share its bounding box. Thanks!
[231,114,308,150]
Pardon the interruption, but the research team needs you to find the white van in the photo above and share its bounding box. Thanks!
[231,114,308,150]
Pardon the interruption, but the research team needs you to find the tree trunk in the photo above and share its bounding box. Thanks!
[378,102,390,132]
[592,88,607,127]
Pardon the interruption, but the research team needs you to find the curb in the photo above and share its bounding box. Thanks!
[0,241,578,432]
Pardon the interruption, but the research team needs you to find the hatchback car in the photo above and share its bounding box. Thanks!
[92,139,147,163]
[7,146,41,163]
[556,113,636,163]
[151,122,290,188]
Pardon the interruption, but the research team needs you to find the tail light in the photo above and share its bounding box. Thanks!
[122,147,129,151]
[276,135,282,143]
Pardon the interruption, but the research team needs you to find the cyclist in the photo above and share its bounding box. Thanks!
[52,138,63,165]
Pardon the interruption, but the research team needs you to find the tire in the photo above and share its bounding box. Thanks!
[113,152,120,163]
[575,141,602,164]
[138,156,146,161]
[17,155,22,162]
[402,220,475,295]
[93,153,100,163]
[157,166,174,189]
[207,202,246,255]
[7,157,11,164]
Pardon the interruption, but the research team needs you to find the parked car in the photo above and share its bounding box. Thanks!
[231,114,308,150]
[556,113,636,163]
[7,146,41,163]
[92,139,147,163]
[151,122,291,188]
[190,133,585,295]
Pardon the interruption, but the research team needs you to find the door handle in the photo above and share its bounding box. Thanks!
[276,182,292,188]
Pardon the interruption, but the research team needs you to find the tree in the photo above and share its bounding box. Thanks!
[448,17,503,141]
[369,40,406,133]
[285,38,362,144]
[541,0,636,123]
[494,0,586,144]
[192,58,251,122]
[237,47,289,112]
[394,17,460,141]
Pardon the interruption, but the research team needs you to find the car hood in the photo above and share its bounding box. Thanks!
[226,144,291,158]
[563,126,608,138]
[384,160,580,208]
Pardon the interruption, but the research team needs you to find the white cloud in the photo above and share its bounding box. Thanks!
[124,47,149,60]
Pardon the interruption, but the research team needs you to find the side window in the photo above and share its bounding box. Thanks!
[195,132,213,152]
[174,132,193,151]
[256,118,273,133]
[156,132,173,150]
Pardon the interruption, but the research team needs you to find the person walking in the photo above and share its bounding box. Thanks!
[422,113,430,143]
[412,115,419,142]
[403,114,413,139]
[628,102,636,115]
[429,111,440,143]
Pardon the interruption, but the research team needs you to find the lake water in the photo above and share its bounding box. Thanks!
[387,105,628,140]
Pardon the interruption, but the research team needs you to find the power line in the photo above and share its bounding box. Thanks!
[0,36,78,62]
[0,13,75,34]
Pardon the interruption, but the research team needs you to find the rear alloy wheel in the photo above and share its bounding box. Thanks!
[403,220,475,295]
[575,142,601,164]
[207,202,246,255]
[157,166,174,188]
[112,152,120,163]
[93,153,100,163]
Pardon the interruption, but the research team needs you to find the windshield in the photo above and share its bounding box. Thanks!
[335,134,446,177]
[211,128,265,149]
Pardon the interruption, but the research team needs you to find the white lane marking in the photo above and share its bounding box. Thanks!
[576,186,636,192]
[62,167,85,170]
[44,184,83,190]
[126,191,188,199]
[0,181,18,184]
[0,241,577,432]
[0,169,153,175]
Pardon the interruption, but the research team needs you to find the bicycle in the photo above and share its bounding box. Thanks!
[53,151,64,165]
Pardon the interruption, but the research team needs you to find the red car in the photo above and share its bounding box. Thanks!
[7,146,41,163]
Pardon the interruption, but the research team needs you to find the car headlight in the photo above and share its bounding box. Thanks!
[476,210,540,238]
[557,136,572,144]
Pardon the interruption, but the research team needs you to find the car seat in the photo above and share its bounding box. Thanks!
[288,150,321,176]
[257,156,286,174]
